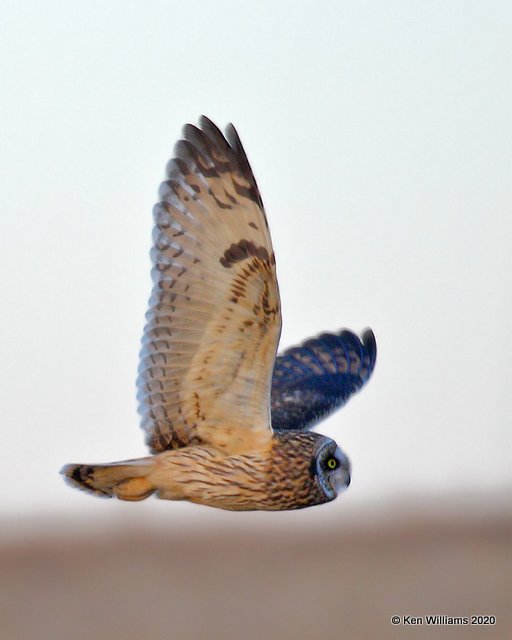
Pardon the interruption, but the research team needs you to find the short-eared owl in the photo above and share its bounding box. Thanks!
[62,117,376,511]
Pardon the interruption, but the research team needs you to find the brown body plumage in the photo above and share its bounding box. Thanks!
[64,432,338,510]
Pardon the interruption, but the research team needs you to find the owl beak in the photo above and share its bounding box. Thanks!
[335,466,351,493]
[334,453,351,493]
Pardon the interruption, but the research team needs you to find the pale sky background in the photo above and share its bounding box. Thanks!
[1,1,511,523]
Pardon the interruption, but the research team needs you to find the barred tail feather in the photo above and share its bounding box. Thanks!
[61,457,156,501]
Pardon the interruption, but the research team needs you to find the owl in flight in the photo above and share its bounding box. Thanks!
[62,117,376,511]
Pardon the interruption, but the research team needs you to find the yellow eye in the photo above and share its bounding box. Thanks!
[326,457,337,470]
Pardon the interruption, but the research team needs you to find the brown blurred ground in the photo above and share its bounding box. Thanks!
[1,507,510,640]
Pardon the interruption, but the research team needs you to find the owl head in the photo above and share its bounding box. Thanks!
[270,431,351,509]
[313,437,351,500]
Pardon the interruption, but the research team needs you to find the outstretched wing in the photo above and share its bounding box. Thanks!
[270,329,376,431]
[137,117,281,455]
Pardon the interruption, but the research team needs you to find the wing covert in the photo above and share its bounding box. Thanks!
[270,329,376,431]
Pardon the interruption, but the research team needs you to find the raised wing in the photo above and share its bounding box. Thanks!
[137,117,281,455]
[270,329,376,431]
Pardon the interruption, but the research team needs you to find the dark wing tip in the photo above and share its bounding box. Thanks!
[165,116,264,211]
[198,115,226,142]
[224,121,252,171]
[361,328,377,375]
[224,122,243,153]
[225,120,265,210]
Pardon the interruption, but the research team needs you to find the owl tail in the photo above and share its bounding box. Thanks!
[61,457,156,501]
